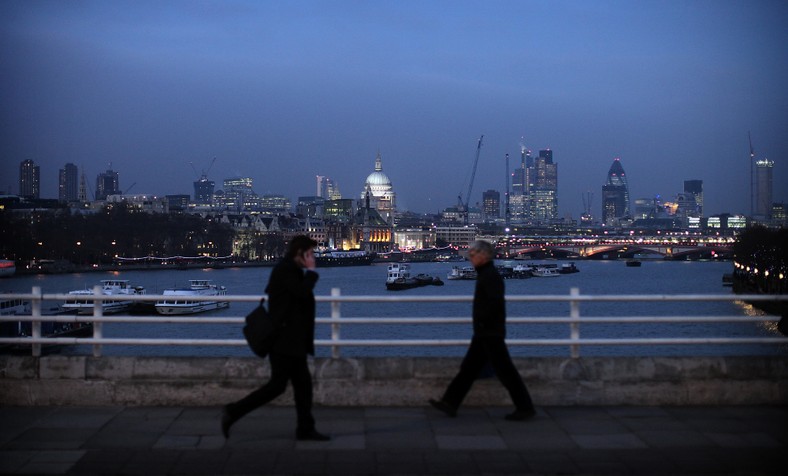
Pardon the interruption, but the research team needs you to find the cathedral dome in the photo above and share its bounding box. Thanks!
[362,152,393,196]
[366,170,391,187]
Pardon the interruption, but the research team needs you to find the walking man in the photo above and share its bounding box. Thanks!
[429,240,536,420]
[222,235,330,441]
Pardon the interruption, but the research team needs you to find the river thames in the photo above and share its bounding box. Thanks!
[2,259,785,358]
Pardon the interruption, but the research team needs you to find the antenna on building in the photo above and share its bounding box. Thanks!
[749,132,755,217]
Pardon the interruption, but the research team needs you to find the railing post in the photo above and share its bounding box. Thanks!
[570,287,580,358]
[31,286,42,357]
[92,285,103,357]
[331,287,341,358]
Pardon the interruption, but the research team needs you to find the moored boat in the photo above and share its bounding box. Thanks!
[531,266,560,277]
[155,279,229,315]
[559,262,580,274]
[1,296,92,343]
[447,266,477,280]
[62,280,145,315]
[386,264,443,290]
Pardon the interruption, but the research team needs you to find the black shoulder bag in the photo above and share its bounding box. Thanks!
[243,298,281,358]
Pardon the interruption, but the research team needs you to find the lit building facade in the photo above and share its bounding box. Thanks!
[19,160,40,199]
[360,152,396,223]
[526,149,558,222]
[482,189,500,220]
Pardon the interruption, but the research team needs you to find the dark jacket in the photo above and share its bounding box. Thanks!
[472,260,506,338]
[265,256,319,356]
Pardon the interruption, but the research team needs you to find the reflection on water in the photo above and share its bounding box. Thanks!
[2,260,785,358]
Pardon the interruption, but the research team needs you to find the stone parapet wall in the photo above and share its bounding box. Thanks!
[1,355,786,406]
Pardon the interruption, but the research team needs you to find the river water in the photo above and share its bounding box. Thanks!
[3,260,785,358]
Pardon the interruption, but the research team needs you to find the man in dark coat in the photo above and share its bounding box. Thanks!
[222,235,329,441]
[429,240,536,421]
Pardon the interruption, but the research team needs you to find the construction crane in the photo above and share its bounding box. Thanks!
[457,135,484,224]
[190,157,217,179]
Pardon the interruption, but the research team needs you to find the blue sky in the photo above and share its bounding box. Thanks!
[1,0,786,218]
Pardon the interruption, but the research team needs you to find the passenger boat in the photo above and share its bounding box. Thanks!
[155,280,229,315]
[315,250,375,267]
[386,263,443,290]
[62,280,145,315]
[531,266,560,277]
[511,264,533,279]
[558,262,580,274]
[447,266,477,280]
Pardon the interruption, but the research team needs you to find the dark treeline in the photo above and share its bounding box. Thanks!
[0,204,234,265]
[733,226,788,296]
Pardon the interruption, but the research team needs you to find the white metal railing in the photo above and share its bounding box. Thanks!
[1,286,786,358]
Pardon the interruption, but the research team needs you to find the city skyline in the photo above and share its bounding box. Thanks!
[1,1,786,218]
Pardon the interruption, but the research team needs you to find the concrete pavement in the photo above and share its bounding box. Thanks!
[0,404,785,475]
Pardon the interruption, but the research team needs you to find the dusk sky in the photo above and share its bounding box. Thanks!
[2,0,786,218]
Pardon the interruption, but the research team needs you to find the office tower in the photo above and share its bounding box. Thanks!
[601,158,630,225]
[528,149,558,221]
[317,176,328,198]
[683,179,703,217]
[193,175,215,205]
[509,147,528,221]
[754,158,774,219]
[222,177,255,211]
[95,168,120,200]
[482,189,500,220]
[19,159,40,199]
[58,163,79,202]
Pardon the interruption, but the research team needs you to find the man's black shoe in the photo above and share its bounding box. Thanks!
[429,399,458,417]
[220,405,235,439]
[505,408,536,421]
[296,429,331,441]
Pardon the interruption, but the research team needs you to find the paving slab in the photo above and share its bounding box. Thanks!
[0,404,784,475]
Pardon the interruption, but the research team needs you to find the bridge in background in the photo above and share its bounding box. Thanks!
[496,235,734,260]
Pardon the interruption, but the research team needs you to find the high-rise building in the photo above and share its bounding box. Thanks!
[482,189,500,220]
[317,175,341,200]
[601,158,630,225]
[193,175,215,205]
[58,163,79,202]
[19,159,40,199]
[754,158,774,220]
[527,149,558,221]
[221,177,255,211]
[683,179,703,217]
[95,168,120,200]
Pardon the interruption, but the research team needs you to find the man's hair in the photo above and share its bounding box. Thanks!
[286,235,318,258]
[469,240,494,258]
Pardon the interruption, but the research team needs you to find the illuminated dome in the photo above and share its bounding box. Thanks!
[360,152,396,222]
[364,153,391,189]
[362,152,394,198]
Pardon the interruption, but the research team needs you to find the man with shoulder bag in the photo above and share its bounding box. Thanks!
[221,235,330,441]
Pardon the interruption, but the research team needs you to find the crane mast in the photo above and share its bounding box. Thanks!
[458,135,484,224]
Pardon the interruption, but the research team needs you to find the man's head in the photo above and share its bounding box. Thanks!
[468,240,494,267]
[286,235,318,259]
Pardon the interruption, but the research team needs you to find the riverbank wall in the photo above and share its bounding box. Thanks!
[1,355,785,406]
